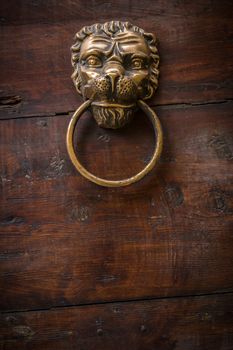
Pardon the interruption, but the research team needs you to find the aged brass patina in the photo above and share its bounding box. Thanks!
[66,21,163,187]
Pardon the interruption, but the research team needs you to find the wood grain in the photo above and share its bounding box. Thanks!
[1,293,233,350]
[0,0,232,118]
[0,1,233,348]
[1,102,232,312]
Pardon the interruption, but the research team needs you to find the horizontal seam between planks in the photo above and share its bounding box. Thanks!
[1,289,233,315]
[0,99,232,121]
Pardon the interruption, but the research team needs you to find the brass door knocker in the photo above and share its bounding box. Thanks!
[66,21,163,187]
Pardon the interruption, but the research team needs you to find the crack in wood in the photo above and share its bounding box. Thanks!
[1,290,233,315]
[0,95,22,108]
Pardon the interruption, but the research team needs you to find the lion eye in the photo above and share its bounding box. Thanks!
[86,55,102,67]
[131,58,144,70]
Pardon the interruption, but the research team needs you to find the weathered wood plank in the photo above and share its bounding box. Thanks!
[0,293,233,350]
[0,0,232,118]
[1,0,232,25]
[0,102,232,311]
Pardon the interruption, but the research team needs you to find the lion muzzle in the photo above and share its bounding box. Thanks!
[92,75,137,101]
[89,76,138,128]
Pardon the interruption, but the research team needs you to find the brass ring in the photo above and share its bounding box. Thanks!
[66,99,163,187]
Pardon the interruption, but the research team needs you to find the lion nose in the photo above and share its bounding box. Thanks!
[104,65,125,93]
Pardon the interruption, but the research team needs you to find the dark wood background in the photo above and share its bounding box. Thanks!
[0,1,233,349]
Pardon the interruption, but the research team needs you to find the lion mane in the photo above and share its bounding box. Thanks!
[71,21,159,100]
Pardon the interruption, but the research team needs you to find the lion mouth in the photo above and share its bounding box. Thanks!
[91,103,136,129]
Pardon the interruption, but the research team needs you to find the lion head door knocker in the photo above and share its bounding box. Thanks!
[66,21,163,187]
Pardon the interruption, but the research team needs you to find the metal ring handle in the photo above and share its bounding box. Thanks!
[66,99,163,187]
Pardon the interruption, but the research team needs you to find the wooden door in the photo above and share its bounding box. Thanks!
[0,1,233,349]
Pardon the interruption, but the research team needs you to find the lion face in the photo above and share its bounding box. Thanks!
[71,22,159,129]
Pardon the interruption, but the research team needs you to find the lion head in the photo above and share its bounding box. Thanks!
[71,21,159,129]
